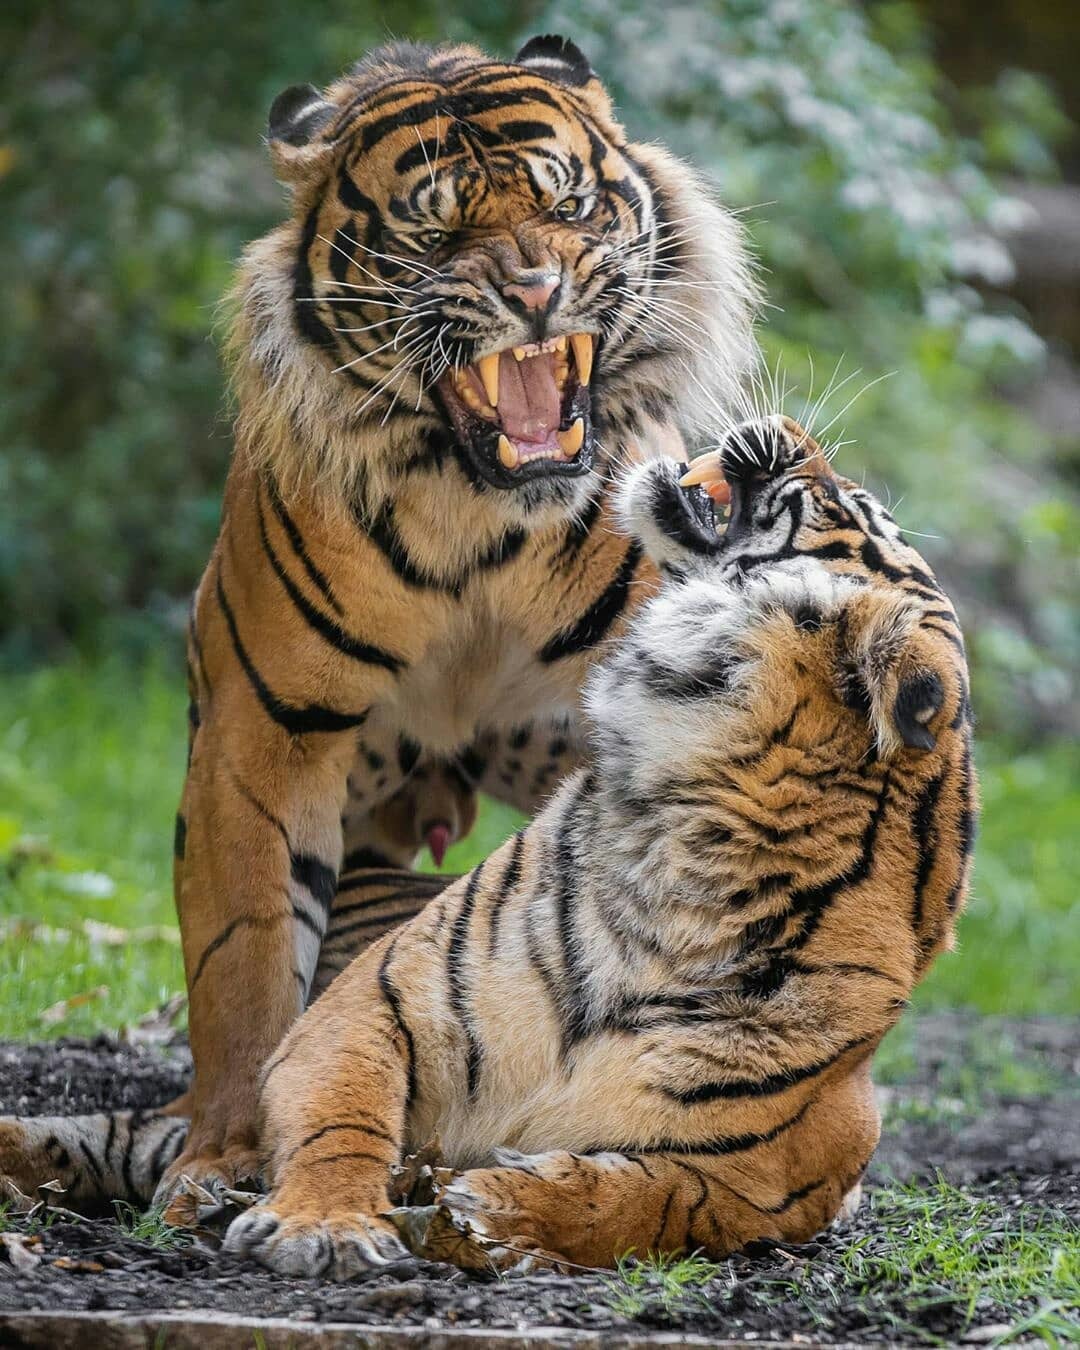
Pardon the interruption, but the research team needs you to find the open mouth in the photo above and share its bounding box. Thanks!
[437,334,595,489]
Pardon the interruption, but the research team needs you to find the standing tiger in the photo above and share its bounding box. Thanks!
[209,414,977,1275]
[168,35,758,1201]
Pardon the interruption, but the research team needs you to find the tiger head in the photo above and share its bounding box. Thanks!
[232,38,759,522]
[589,415,977,969]
[607,413,974,760]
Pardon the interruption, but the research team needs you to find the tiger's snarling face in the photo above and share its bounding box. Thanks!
[241,37,758,516]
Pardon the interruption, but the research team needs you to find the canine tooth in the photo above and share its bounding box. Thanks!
[498,434,518,469]
[570,333,593,386]
[557,418,585,456]
[513,347,527,361]
[679,452,724,487]
[478,354,500,408]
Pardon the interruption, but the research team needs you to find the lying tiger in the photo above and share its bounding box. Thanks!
[0,413,974,1270]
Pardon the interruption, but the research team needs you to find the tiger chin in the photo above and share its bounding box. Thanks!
[205,414,977,1277]
[167,32,760,1201]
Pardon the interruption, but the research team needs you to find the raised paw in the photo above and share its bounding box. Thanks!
[223,1204,407,1279]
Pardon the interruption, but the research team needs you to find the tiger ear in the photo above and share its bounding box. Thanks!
[836,591,948,758]
[267,83,337,185]
[515,34,594,86]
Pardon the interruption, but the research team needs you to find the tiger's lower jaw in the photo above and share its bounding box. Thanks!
[436,338,596,493]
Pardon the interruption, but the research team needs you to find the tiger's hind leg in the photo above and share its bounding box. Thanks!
[0,1112,188,1211]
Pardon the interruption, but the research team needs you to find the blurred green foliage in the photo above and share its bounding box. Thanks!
[2,0,1077,745]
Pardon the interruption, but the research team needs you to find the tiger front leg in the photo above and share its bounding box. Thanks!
[223,952,411,1277]
[161,697,359,1206]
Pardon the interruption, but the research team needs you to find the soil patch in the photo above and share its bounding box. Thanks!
[1,1013,1077,1347]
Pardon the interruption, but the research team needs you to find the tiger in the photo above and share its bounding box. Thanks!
[166,32,759,1201]
[0,415,975,1255]
[192,411,974,1276]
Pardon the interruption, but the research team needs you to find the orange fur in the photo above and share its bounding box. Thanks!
[166,36,758,1199]
[217,416,976,1275]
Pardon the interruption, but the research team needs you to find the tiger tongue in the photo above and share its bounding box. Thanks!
[494,349,561,444]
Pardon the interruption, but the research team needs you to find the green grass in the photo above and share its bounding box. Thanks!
[603,1180,1080,1343]
[112,1200,191,1250]
[0,660,1076,1038]
[603,1250,718,1318]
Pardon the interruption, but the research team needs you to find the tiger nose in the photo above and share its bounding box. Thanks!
[501,271,561,312]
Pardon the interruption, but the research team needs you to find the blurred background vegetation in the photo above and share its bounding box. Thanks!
[1,0,1077,1033]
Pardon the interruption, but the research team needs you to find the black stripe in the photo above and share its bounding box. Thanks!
[297,1120,394,1153]
[120,1111,144,1202]
[227,764,290,841]
[149,1121,188,1181]
[553,795,591,1051]
[257,487,405,673]
[324,907,425,942]
[626,1096,816,1159]
[291,852,338,915]
[104,1112,118,1178]
[447,862,485,1095]
[782,772,891,952]
[216,573,369,736]
[378,937,417,1111]
[910,773,945,932]
[291,903,325,938]
[341,847,394,873]
[397,735,422,777]
[763,1176,826,1215]
[173,813,187,861]
[79,1140,105,1187]
[664,1036,873,1106]
[336,869,448,893]
[293,205,355,373]
[306,1150,388,1169]
[189,916,268,990]
[358,502,527,593]
[266,479,344,616]
[488,831,525,957]
[540,540,642,663]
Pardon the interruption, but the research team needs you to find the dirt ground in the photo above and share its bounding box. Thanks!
[0,1013,1076,1346]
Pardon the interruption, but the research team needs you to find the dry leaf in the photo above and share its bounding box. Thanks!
[51,1257,104,1274]
[0,1232,42,1273]
[387,1137,454,1207]
[386,1202,501,1271]
[163,1173,265,1240]
[38,986,109,1026]
[122,993,187,1047]
[0,1178,36,1215]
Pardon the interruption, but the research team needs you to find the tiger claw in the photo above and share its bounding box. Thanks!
[223,1205,407,1279]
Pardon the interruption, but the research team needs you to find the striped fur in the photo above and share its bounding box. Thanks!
[167,35,759,1199]
[207,414,976,1276]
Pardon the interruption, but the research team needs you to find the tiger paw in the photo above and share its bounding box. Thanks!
[223,1204,407,1278]
[155,1146,264,1222]
[388,1156,566,1272]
